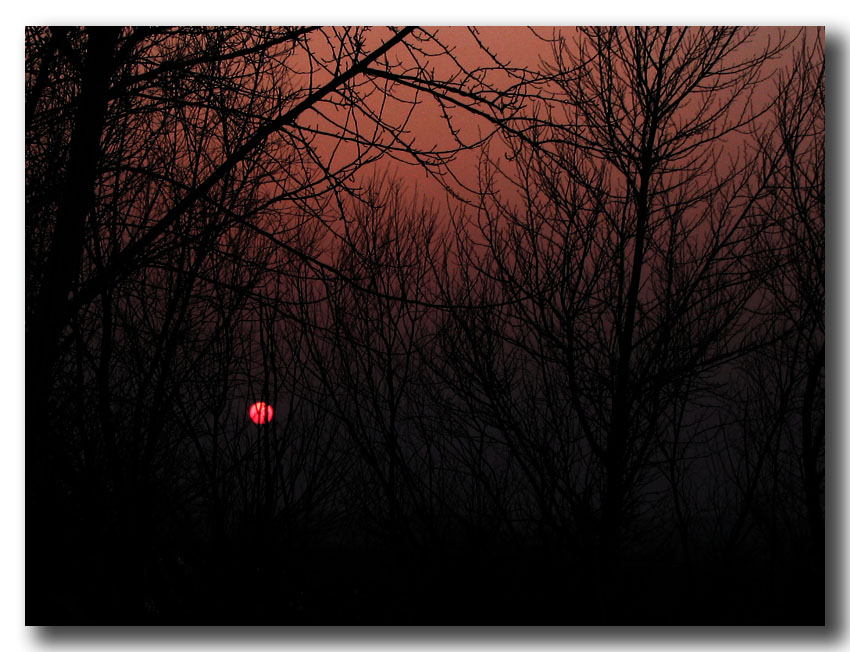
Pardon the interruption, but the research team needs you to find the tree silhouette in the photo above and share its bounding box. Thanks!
[25,25,824,624]
[442,27,826,619]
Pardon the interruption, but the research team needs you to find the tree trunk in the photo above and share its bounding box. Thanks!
[26,26,121,621]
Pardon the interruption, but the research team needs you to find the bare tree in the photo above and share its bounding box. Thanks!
[25,25,823,623]
[25,25,519,620]
[461,27,792,574]
[718,28,824,565]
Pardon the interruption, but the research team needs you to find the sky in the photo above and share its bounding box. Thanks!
[289,25,802,243]
[7,2,847,650]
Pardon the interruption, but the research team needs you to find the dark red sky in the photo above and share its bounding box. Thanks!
[290,26,806,227]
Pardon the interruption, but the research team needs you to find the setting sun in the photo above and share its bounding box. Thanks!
[249,401,273,425]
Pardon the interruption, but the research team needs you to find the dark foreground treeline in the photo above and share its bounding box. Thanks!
[26,26,824,624]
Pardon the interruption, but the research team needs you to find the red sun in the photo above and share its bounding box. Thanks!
[249,401,274,425]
